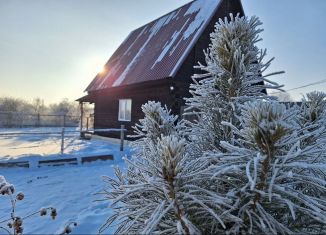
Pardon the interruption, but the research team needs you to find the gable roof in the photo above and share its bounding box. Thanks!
[86,0,222,92]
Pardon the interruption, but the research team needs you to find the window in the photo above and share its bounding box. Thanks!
[118,99,132,121]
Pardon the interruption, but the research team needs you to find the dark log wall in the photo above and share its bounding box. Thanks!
[93,79,177,138]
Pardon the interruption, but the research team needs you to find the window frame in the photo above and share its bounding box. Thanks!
[118,99,132,122]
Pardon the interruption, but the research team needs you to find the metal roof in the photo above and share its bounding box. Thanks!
[86,0,221,92]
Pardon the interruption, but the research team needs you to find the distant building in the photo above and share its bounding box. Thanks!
[78,0,244,138]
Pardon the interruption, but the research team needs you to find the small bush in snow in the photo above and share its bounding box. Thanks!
[0,175,77,235]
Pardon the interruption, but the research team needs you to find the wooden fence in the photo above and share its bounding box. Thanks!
[0,111,80,128]
[0,125,127,154]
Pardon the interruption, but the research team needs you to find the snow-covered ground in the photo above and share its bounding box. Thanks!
[0,127,130,234]
[0,127,126,161]
[0,162,125,234]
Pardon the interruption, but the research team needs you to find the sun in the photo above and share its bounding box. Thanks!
[88,56,107,76]
[98,65,107,75]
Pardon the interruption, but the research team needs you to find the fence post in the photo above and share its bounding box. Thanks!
[37,113,40,127]
[80,102,84,137]
[8,113,12,128]
[63,114,66,127]
[61,127,65,155]
[120,125,125,152]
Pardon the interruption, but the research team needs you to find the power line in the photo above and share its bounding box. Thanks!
[269,78,326,95]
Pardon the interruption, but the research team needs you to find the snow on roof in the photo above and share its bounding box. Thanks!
[86,0,221,92]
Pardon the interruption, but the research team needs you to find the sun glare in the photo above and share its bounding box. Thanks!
[88,56,108,76]
[98,65,107,75]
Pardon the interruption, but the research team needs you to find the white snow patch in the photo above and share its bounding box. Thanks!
[98,63,122,89]
[164,10,177,26]
[173,8,182,19]
[0,127,129,161]
[150,0,221,70]
[112,12,173,87]
[123,25,149,56]
[0,127,131,234]
[169,0,220,77]
[169,35,185,56]
[0,161,127,234]
[151,18,190,69]
[183,0,220,39]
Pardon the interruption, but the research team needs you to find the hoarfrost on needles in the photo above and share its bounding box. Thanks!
[100,13,326,235]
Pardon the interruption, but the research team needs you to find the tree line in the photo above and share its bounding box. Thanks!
[0,97,92,128]
[0,97,79,117]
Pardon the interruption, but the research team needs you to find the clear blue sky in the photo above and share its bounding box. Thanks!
[0,0,325,103]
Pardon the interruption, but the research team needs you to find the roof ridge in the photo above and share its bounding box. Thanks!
[128,0,196,34]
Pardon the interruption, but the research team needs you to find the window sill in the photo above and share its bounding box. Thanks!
[118,119,131,122]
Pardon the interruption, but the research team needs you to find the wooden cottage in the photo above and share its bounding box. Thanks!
[78,0,244,138]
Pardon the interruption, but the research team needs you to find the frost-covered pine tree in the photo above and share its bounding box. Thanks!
[207,101,326,234]
[130,101,179,165]
[132,101,179,142]
[100,12,326,235]
[185,14,283,153]
[298,91,326,150]
[100,102,238,234]
[295,91,326,197]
